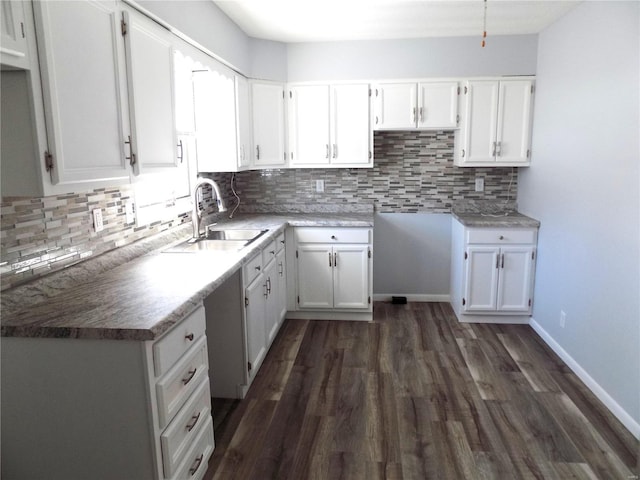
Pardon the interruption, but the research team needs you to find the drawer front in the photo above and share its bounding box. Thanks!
[156,336,208,429]
[154,306,206,377]
[295,227,371,244]
[275,232,286,252]
[466,228,536,245]
[243,252,263,285]
[262,240,277,267]
[161,377,211,478]
[170,416,214,480]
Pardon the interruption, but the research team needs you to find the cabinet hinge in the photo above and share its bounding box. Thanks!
[248,361,252,372]
[120,14,127,36]
[44,151,54,172]
[462,298,466,306]
[244,297,249,307]
[368,248,371,259]
[368,296,371,305]
[464,252,468,260]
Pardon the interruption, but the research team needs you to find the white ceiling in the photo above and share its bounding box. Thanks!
[214,0,580,43]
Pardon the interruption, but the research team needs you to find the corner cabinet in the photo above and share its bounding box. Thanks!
[373,81,459,130]
[288,84,372,168]
[290,227,373,321]
[1,305,214,480]
[450,218,537,324]
[455,78,534,167]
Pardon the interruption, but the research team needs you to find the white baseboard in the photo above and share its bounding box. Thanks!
[372,294,451,303]
[529,317,640,440]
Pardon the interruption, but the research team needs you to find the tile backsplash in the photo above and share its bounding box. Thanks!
[1,130,516,290]
[228,131,517,214]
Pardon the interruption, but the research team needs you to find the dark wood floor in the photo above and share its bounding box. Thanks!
[204,302,639,479]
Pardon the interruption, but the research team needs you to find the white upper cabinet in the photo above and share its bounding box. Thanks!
[123,8,178,177]
[192,67,238,172]
[1,0,29,69]
[235,75,252,170]
[288,83,371,168]
[373,81,458,130]
[251,82,286,168]
[456,79,534,167]
[33,0,130,186]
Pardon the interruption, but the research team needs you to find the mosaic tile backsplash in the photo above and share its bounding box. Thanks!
[226,131,517,214]
[1,131,516,290]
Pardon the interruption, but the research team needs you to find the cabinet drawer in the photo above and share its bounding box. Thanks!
[156,336,208,429]
[243,252,263,285]
[161,377,211,478]
[276,232,286,252]
[262,240,277,267]
[295,227,370,244]
[466,228,536,245]
[170,416,214,480]
[153,306,206,377]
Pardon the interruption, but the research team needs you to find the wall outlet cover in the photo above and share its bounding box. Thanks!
[475,177,485,192]
[316,179,325,193]
[93,209,104,233]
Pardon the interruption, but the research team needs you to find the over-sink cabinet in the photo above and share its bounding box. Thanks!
[450,218,538,324]
[2,305,214,480]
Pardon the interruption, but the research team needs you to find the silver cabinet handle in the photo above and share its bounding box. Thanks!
[256,145,260,160]
[496,141,502,157]
[329,252,332,267]
[501,253,505,269]
[325,144,329,159]
[181,368,197,385]
[332,144,337,159]
[177,139,184,163]
[412,107,416,124]
[186,412,201,432]
[492,141,497,157]
[496,254,500,269]
[185,333,194,341]
[334,252,337,267]
[189,454,204,476]
[125,135,136,166]
[419,107,423,123]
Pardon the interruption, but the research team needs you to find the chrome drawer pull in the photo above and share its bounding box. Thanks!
[182,368,197,385]
[189,454,204,476]
[186,412,201,432]
[185,333,194,342]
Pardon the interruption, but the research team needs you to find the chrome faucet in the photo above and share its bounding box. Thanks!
[192,177,227,239]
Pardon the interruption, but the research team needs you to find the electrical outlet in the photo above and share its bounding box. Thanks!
[475,177,485,192]
[125,201,135,225]
[315,179,325,193]
[560,310,566,328]
[93,208,104,233]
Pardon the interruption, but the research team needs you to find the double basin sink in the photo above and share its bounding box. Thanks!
[164,227,268,253]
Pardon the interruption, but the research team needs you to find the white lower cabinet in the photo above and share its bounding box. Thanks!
[0,305,214,480]
[292,227,373,320]
[450,219,537,323]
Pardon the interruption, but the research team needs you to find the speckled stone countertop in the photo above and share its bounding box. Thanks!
[1,212,373,341]
[452,211,540,228]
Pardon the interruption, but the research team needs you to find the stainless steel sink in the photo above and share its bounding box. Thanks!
[205,227,268,242]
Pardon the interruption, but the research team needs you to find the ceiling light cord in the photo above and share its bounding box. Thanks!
[482,0,487,47]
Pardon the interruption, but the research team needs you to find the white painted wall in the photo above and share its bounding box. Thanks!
[286,34,538,82]
[518,1,640,434]
[373,214,451,299]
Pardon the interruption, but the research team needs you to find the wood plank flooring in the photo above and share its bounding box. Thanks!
[204,302,639,479]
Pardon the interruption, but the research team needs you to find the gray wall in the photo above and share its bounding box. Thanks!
[286,34,538,81]
[518,1,640,430]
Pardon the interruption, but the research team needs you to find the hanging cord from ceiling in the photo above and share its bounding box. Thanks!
[482,0,487,47]
[229,172,241,218]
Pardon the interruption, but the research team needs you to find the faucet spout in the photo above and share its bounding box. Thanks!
[192,177,227,239]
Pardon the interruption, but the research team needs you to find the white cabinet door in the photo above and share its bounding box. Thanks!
[418,81,458,129]
[275,248,287,324]
[34,0,130,185]
[330,84,371,166]
[289,85,331,166]
[463,80,499,164]
[235,75,252,170]
[463,246,500,312]
[496,80,533,164]
[496,246,534,312]
[251,82,286,167]
[264,259,279,345]
[373,83,417,129]
[123,9,178,177]
[1,0,28,68]
[245,275,267,378]
[333,245,370,309]
[297,244,333,309]
[192,69,237,173]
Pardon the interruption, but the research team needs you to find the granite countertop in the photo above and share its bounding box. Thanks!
[1,212,373,341]
[452,211,540,228]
